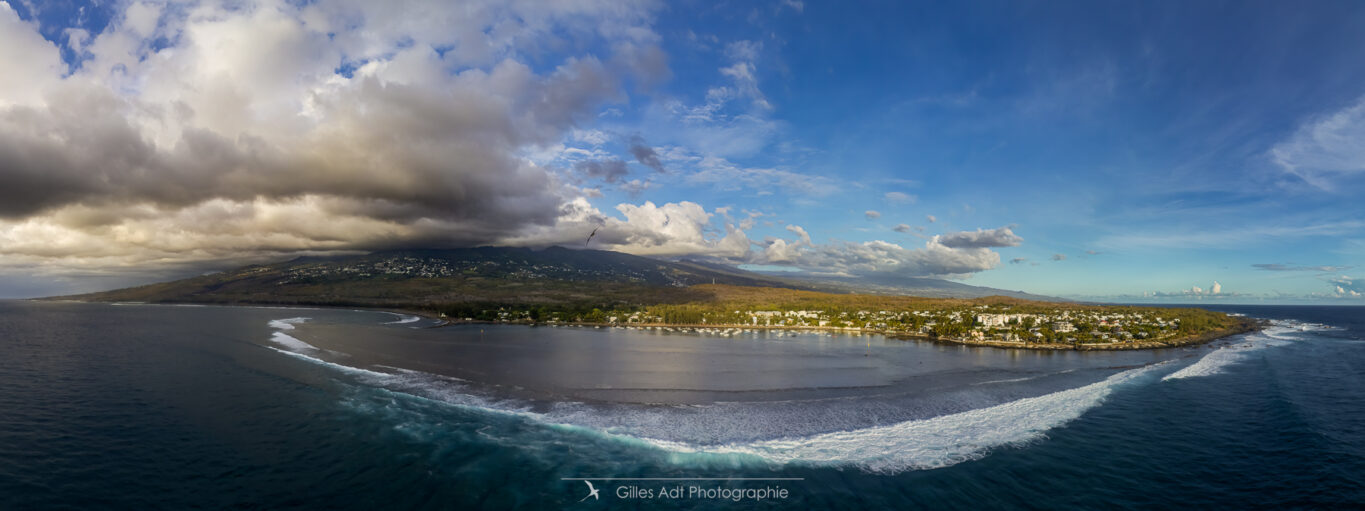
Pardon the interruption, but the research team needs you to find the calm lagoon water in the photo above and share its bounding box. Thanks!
[1,301,1361,509]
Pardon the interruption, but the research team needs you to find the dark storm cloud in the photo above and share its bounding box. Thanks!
[936,227,1023,248]
[628,135,666,173]
[574,159,630,183]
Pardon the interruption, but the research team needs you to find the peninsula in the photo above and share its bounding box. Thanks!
[54,247,1255,350]
[441,284,1258,351]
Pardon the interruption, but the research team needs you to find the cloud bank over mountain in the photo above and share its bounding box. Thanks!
[0,0,1024,291]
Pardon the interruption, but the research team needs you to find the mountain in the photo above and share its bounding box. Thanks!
[776,273,1067,302]
[55,246,1063,308]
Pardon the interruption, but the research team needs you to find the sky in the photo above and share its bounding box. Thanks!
[1,0,1363,303]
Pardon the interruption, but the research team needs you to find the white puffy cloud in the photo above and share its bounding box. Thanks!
[0,0,664,276]
[864,210,881,220]
[1150,281,1236,299]
[748,225,1021,278]
[759,239,1004,278]
[786,224,812,245]
[1328,275,1364,298]
[0,3,64,107]
[501,199,752,261]
[0,0,1027,292]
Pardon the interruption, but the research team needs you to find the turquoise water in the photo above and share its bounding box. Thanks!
[0,301,1361,509]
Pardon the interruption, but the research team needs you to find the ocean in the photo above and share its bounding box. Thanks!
[0,301,1361,509]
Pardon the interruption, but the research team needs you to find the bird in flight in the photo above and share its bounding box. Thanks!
[586,227,599,247]
[580,480,600,501]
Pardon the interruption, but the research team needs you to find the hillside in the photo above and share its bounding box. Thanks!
[55,246,1064,310]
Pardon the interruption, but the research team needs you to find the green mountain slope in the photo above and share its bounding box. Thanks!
[55,246,1064,309]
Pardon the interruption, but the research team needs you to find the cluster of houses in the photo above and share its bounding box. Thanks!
[554,306,1186,345]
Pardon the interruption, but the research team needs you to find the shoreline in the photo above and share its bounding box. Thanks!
[436,316,1266,351]
[44,299,1264,351]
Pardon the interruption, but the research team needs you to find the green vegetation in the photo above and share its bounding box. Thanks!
[56,247,1253,350]
[462,284,1252,349]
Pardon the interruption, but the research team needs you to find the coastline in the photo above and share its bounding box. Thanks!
[45,299,1263,351]
[436,315,1266,351]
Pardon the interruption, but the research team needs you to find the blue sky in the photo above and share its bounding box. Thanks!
[0,0,1363,302]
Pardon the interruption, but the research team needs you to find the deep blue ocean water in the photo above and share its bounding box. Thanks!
[0,301,1361,509]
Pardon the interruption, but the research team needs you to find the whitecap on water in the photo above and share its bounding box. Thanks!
[267,329,1172,474]
[384,313,423,325]
[267,317,320,351]
[1163,321,1304,382]
[638,362,1169,473]
[267,317,310,330]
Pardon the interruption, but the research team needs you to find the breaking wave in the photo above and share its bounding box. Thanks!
[1163,320,1323,382]
[641,362,1168,473]
[385,313,422,325]
[267,317,318,351]
[263,315,1172,474]
[267,317,310,331]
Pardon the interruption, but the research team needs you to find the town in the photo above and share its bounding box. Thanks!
[472,301,1238,348]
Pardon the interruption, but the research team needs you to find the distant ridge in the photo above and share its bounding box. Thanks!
[54,246,1066,307]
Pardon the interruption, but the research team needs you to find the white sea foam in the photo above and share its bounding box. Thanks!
[267,317,310,330]
[636,362,1169,473]
[266,317,319,351]
[1163,321,1300,382]
[385,313,422,325]
[265,347,396,379]
[263,319,1173,474]
[269,332,319,351]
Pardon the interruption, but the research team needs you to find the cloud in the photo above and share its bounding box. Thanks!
[628,135,667,173]
[508,202,1022,280]
[620,179,651,197]
[1010,257,1027,264]
[0,0,1030,294]
[1084,250,1101,255]
[502,199,751,260]
[574,159,630,183]
[1145,281,1240,299]
[0,0,666,276]
[0,3,63,107]
[752,238,1007,278]
[1328,275,1364,298]
[893,224,912,233]
[936,227,1023,249]
[864,210,881,220]
[926,215,936,223]
[741,223,1026,279]
[1271,95,1365,190]
[1096,221,1365,250]
[1051,254,1067,261]
[884,191,916,204]
[785,224,813,245]
[1253,263,1352,272]
[678,152,835,196]
[718,40,770,110]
